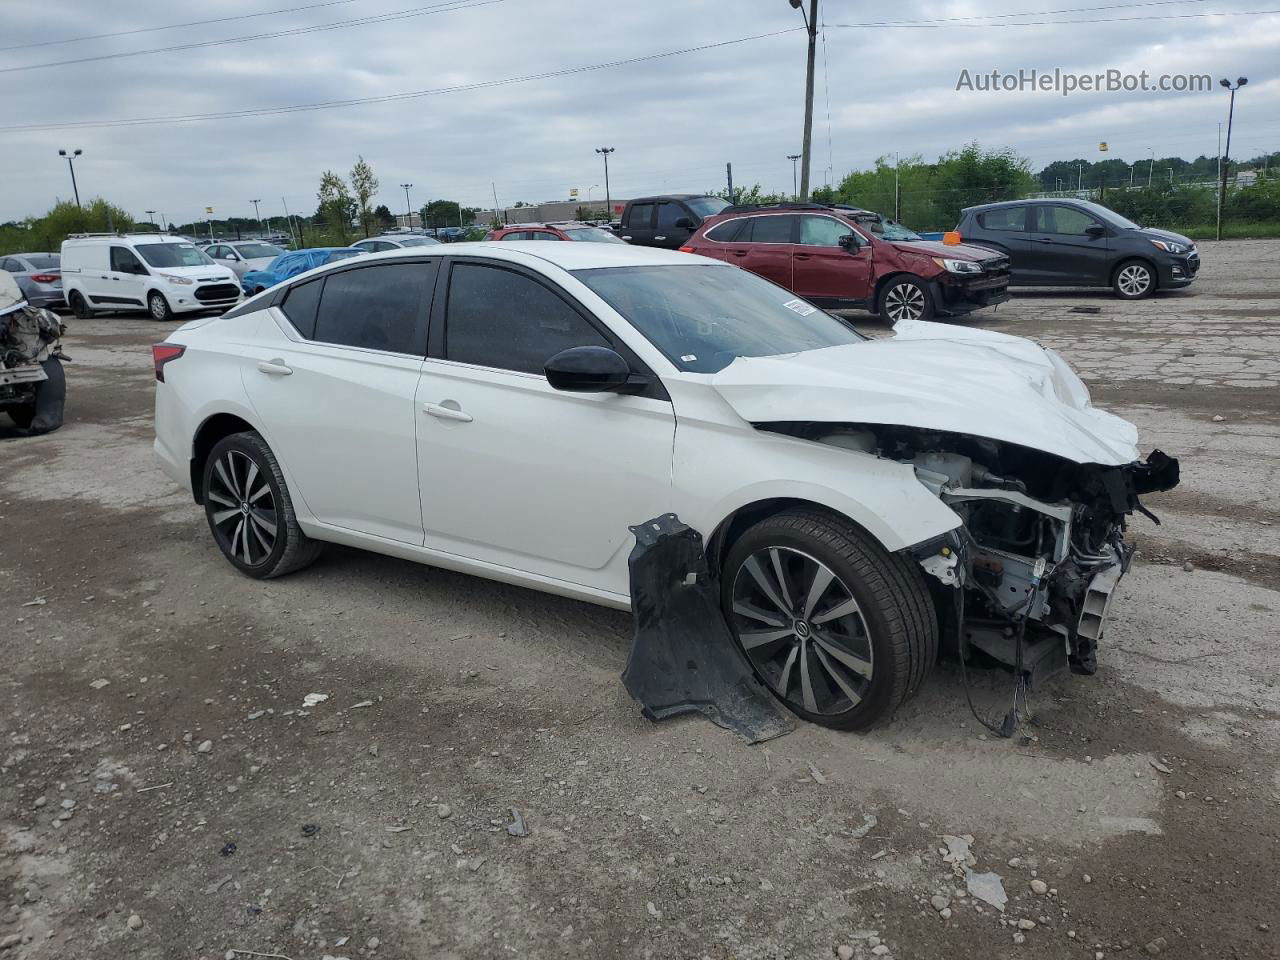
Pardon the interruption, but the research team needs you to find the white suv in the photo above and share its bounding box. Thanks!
[61,234,240,321]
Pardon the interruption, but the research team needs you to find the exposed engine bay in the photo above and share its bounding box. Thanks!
[762,421,1180,691]
[1,271,68,434]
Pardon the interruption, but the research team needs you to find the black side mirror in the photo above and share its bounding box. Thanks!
[838,234,861,250]
[674,217,695,231]
[1086,224,1106,238]
[545,345,633,392]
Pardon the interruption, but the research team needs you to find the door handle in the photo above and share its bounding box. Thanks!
[423,401,472,423]
[731,250,748,257]
[654,235,667,241]
[1033,237,1055,243]
[795,253,812,260]
[621,235,633,241]
[256,359,292,376]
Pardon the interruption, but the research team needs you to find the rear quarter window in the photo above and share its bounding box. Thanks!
[280,277,323,338]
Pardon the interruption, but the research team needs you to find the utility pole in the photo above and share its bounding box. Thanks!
[250,199,263,235]
[1217,77,1247,241]
[57,149,83,208]
[725,163,735,205]
[894,152,901,220]
[400,183,414,230]
[145,210,156,229]
[1147,147,1155,187]
[1077,161,1084,193]
[786,154,802,200]
[789,0,819,200]
[595,147,615,221]
[491,183,502,225]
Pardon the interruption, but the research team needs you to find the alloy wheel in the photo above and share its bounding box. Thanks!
[884,282,926,322]
[1117,264,1152,297]
[149,294,169,320]
[206,449,277,566]
[729,546,875,716]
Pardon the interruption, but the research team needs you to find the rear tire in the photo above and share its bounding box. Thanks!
[148,291,174,321]
[68,290,93,319]
[202,431,323,579]
[720,508,937,730]
[1112,259,1155,299]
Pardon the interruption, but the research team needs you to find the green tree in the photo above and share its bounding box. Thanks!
[316,170,356,243]
[373,204,395,231]
[419,199,481,229]
[349,156,379,238]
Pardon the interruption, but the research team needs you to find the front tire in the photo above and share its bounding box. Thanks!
[148,291,174,321]
[1112,259,1155,299]
[202,432,323,579]
[878,275,934,323]
[721,509,937,730]
[5,405,35,428]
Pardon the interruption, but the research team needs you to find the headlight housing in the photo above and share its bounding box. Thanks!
[160,273,194,286]
[932,257,983,274]
[1149,238,1187,255]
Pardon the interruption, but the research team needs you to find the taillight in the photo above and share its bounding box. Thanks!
[30,273,59,283]
[152,343,185,382]
[678,246,694,253]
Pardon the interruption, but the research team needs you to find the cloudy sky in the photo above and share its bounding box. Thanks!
[1,0,1276,225]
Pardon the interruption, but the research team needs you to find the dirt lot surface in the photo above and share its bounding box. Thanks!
[2,240,1278,960]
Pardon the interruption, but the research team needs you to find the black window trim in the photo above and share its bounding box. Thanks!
[263,256,439,358]
[426,255,668,401]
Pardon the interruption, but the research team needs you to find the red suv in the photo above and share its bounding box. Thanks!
[486,222,625,244]
[681,203,1010,323]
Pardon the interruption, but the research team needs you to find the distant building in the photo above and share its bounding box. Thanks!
[471,199,627,226]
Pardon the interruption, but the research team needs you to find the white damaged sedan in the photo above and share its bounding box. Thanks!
[152,242,1178,729]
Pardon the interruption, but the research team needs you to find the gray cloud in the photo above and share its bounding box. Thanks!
[1,0,1276,224]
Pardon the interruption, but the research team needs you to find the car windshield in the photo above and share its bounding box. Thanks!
[1077,200,1141,230]
[573,264,864,374]
[233,243,282,259]
[685,197,731,218]
[563,227,625,244]
[854,215,921,242]
[324,250,361,263]
[397,236,440,246]
[135,243,213,268]
[27,254,59,269]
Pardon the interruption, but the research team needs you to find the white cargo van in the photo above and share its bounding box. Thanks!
[60,234,240,321]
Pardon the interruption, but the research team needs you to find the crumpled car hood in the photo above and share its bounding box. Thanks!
[711,319,1139,466]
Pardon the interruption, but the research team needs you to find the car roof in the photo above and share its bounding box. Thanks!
[339,240,704,272]
[629,194,714,202]
[963,197,1087,212]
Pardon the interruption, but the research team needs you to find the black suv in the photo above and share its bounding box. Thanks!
[956,198,1199,299]
[617,194,731,249]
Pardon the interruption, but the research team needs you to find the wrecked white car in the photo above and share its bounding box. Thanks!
[1,270,68,434]
[152,243,1177,733]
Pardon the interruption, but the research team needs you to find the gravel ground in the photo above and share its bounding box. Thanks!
[2,240,1278,960]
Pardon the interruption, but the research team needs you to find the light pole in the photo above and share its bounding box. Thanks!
[57,149,82,208]
[587,184,600,202]
[250,199,263,235]
[788,0,818,200]
[1147,147,1155,187]
[145,210,156,231]
[400,182,414,230]
[1217,77,1247,241]
[786,154,802,200]
[595,148,615,221]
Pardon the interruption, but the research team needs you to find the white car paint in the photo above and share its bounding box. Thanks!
[153,242,1147,611]
[62,234,239,316]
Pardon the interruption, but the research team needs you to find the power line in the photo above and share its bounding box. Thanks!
[0,27,804,133]
[0,0,358,53]
[826,6,1280,28]
[834,0,1209,24]
[0,0,508,74]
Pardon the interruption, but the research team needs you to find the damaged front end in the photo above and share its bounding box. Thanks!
[765,422,1179,688]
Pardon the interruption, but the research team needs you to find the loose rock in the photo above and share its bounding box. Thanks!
[437,803,453,819]
[196,740,213,754]
[1030,879,1048,895]
[837,947,854,960]
[126,914,143,930]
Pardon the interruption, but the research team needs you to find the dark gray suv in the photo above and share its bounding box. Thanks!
[956,198,1198,299]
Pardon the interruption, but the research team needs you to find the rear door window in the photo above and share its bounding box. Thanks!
[655,202,688,233]
[748,215,796,244]
[626,203,654,229]
[312,262,435,355]
[444,262,609,375]
[979,207,1029,231]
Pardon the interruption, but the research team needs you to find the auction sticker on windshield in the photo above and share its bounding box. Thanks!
[782,298,817,316]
